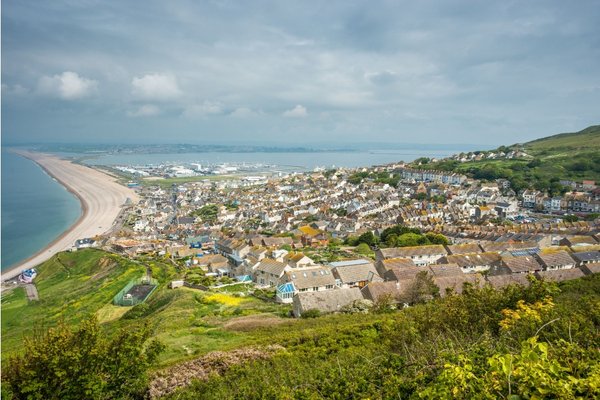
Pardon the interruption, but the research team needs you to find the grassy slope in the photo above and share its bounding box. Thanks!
[1,249,291,367]
[416,125,600,187]
[525,125,600,151]
[168,273,600,399]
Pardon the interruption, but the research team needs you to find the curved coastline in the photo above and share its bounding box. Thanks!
[2,151,137,282]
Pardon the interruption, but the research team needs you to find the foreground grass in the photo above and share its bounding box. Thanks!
[167,274,600,399]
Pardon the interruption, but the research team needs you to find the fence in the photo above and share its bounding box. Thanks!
[113,276,159,306]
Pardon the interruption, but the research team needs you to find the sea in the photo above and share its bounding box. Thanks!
[1,145,479,271]
[1,149,81,271]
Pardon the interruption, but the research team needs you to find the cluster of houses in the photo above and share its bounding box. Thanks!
[522,185,600,213]
[92,158,600,318]
[172,231,600,317]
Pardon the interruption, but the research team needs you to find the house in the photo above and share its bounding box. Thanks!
[433,274,484,297]
[445,243,483,255]
[500,255,543,274]
[375,257,416,277]
[480,241,539,254]
[558,236,598,248]
[262,236,294,248]
[581,262,600,275]
[383,264,422,282]
[292,288,364,317]
[193,254,228,272]
[75,238,97,249]
[375,245,448,266]
[535,251,575,271]
[486,274,532,289]
[330,259,382,288]
[534,268,586,282]
[427,263,464,278]
[360,281,407,303]
[277,266,336,303]
[522,190,541,208]
[439,252,501,274]
[284,252,315,268]
[571,251,600,266]
[253,259,291,287]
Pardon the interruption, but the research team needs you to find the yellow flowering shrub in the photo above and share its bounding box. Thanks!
[499,297,555,332]
[203,293,243,306]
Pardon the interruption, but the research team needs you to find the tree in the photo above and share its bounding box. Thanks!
[355,243,372,256]
[396,233,428,247]
[357,231,378,247]
[5,317,164,400]
[563,215,579,222]
[425,233,450,245]
[400,271,439,304]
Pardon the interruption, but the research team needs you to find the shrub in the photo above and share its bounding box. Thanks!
[4,316,163,400]
[301,309,321,318]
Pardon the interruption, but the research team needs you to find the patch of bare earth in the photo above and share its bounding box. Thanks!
[91,257,117,281]
[222,314,289,332]
[148,345,285,399]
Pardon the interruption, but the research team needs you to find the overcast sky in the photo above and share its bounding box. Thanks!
[2,0,599,146]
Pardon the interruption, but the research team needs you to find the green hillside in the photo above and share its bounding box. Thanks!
[412,125,600,193]
[1,249,290,368]
[525,125,600,152]
[3,249,600,398]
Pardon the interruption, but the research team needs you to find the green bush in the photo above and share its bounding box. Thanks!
[300,309,321,318]
[4,317,163,400]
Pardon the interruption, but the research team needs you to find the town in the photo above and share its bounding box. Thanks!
[77,158,599,317]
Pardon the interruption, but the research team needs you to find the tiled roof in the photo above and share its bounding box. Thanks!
[537,251,575,268]
[501,255,542,273]
[285,267,336,289]
[446,243,483,255]
[441,252,501,268]
[332,262,382,284]
[254,259,289,276]
[377,245,447,259]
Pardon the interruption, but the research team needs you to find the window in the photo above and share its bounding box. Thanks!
[313,287,319,291]
[325,285,333,289]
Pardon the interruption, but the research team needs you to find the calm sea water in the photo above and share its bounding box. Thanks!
[1,150,81,270]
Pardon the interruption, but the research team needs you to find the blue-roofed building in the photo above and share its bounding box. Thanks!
[509,248,540,257]
[236,275,253,283]
[276,282,296,303]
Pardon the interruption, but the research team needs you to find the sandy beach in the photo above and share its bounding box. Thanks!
[2,151,138,281]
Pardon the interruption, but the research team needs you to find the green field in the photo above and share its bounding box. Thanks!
[1,249,290,368]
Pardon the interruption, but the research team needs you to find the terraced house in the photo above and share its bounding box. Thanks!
[375,245,448,266]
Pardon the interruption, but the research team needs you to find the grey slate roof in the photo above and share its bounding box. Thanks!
[501,255,543,273]
[254,259,289,276]
[332,262,382,284]
[486,274,531,289]
[293,288,364,316]
[572,251,600,263]
[581,263,600,275]
[440,252,501,268]
[434,274,484,296]
[536,251,575,269]
[428,263,464,278]
[285,267,336,289]
[535,268,586,282]
[376,245,447,260]
[446,243,483,255]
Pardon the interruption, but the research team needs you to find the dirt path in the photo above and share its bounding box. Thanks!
[24,284,39,301]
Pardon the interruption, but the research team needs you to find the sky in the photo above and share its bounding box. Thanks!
[2,0,599,146]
